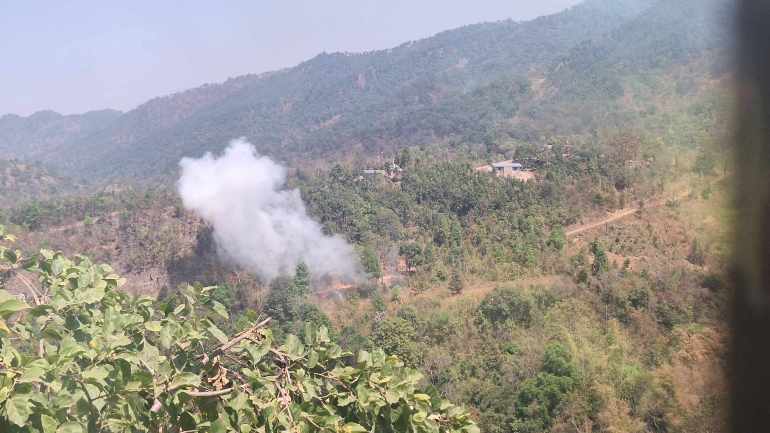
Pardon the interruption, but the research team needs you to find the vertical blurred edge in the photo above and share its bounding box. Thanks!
[732,0,770,431]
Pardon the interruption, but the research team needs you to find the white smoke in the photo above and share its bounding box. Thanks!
[178,139,360,281]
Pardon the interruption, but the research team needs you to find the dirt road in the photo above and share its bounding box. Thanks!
[565,207,641,237]
[565,179,706,238]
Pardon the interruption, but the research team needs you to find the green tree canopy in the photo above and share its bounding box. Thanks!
[0,227,477,433]
[590,240,609,276]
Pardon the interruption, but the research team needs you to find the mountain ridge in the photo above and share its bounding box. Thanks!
[0,0,728,183]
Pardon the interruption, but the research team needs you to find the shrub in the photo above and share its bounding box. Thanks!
[514,373,576,432]
[448,270,464,295]
[547,227,566,251]
[371,318,421,367]
[577,269,589,284]
[687,239,706,266]
[512,343,577,432]
[478,287,533,328]
[591,240,609,275]
[361,247,382,279]
[701,273,724,291]
[628,288,651,310]
[542,343,577,378]
[372,292,387,313]
[423,311,455,345]
[655,301,688,330]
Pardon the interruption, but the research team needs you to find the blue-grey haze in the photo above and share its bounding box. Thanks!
[0,0,581,116]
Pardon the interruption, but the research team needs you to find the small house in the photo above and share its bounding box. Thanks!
[475,160,536,182]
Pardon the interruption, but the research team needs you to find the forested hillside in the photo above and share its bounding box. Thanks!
[0,152,731,433]
[0,160,81,208]
[0,109,121,162]
[0,0,731,182]
[0,0,735,432]
[0,129,730,432]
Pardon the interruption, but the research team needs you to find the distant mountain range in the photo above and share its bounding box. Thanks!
[0,0,732,183]
[0,159,82,207]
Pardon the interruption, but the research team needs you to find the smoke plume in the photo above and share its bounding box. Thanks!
[178,139,360,281]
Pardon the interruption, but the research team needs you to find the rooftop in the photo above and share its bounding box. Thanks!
[490,160,523,169]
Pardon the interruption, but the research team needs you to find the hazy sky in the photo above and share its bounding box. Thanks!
[0,1,582,116]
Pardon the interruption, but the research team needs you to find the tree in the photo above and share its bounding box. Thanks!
[396,148,412,170]
[547,227,566,251]
[371,318,421,367]
[292,261,310,297]
[399,243,424,271]
[450,221,463,249]
[361,247,382,279]
[0,227,478,433]
[512,343,577,432]
[477,287,532,328]
[591,240,609,275]
[264,276,298,325]
[694,146,716,176]
[448,270,464,295]
[687,238,706,266]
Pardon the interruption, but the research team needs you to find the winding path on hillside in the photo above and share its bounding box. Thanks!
[566,206,642,237]
[565,178,712,238]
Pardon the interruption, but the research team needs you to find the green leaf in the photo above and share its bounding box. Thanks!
[206,320,229,344]
[3,249,18,263]
[357,350,371,366]
[281,334,304,359]
[57,422,85,433]
[336,394,356,407]
[343,422,368,433]
[317,326,330,343]
[80,282,106,303]
[414,393,431,402]
[211,301,229,320]
[356,384,372,406]
[107,333,132,350]
[159,323,174,349]
[0,290,29,319]
[412,412,427,424]
[307,350,319,368]
[243,341,269,364]
[19,359,49,383]
[0,385,10,405]
[462,425,481,433]
[210,417,228,433]
[40,413,58,433]
[6,395,32,426]
[51,256,67,276]
[82,365,110,382]
[228,392,249,412]
[58,336,86,360]
[51,389,84,408]
[76,269,94,289]
[144,321,162,332]
[169,372,201,391]
[172,304,185,316]
[139,341,161,371]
